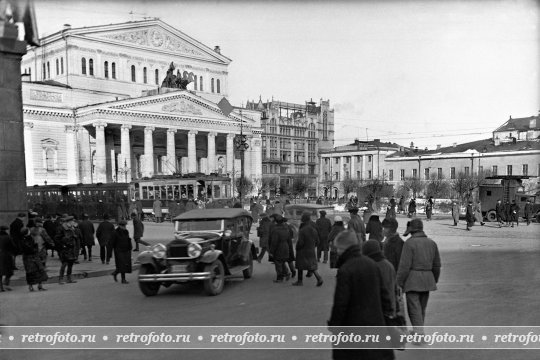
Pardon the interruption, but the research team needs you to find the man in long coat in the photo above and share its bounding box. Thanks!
[55,216,80,284]
[96,213,115,264]
[78,214,95,261]
[524,199,533,225]
[315,210,332,264]
[256,213,272,263]
[328,230,394,360]
[9,212,26,268]
[268,214,291,282]
[0,225,15,291]
[381,218,404,272]
[397,219,441,339]
[408,198,417,218]
[495,199,505,227]
[294,212,323,286]
[347,207,366,244]
[131,213,145,251]
[465,201,475,231]
[451,201,460,226]
[510,200,520,227]
[110,220,132,284]
[153,198,163,223]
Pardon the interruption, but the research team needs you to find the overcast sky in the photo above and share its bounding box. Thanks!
[33,0,539,149]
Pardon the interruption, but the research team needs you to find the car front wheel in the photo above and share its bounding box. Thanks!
[138,265,160,297]
[204,260,225,296]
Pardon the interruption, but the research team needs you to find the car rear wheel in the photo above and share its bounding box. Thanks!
[486,210,497,222]
[138,265,160,297]
[204,260,225,296]
[243,252,253,279]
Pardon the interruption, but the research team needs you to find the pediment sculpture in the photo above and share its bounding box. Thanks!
[161,62,193,90]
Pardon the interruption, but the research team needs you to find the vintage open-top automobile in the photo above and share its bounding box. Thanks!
[136,208,256,296]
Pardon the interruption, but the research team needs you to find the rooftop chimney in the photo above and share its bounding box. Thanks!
[63,24,71,30]
[436,144,441,150]
[214,46,221,54]
[452,142,457,148]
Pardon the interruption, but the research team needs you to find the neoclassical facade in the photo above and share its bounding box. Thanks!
[21,19,262,186]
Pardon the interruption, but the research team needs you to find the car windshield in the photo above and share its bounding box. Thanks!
[175,220,223,232]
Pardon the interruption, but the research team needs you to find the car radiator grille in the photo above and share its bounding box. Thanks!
[168,244,188,258]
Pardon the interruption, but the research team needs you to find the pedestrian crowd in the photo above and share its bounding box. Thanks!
[254,197,442,358]
[0,210,148,292]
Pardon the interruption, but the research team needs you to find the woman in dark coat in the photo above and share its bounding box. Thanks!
[21,227,49,291]
[293,212,323,286]
[408,198,416,218]
[268,215,291,282]
[465,201,475,231]
[365,214,383,242]
[0,225,15,291]
[110,220,132,284]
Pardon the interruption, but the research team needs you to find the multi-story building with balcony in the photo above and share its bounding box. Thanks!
[246,98,334,197]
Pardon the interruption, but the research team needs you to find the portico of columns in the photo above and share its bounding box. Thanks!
[90,122,252,183]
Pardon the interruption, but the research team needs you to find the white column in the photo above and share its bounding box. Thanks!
[143,126,155,178]
[226,133,235,174]
[120,124,132,182]
[79,127,92,183]
[207,132,217,174]
[361,155,365,180]
[350,155,356,179]
[166,128,177,175]
[23,122,34,185]
[94,122,107,183]
[65,125,77,184]
[188,130,198,173]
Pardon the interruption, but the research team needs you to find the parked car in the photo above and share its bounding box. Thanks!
[283,203,336,240]
[136,208,256,296]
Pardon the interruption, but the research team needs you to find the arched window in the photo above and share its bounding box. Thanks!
[143,67,147,84]
[60,57,64,74]
[45,148,55,171]
[46,62,50,78]
[89,59,94,76]
[131,65,136,82]
[56,59,59,75]
[155,69,159,85]
[81,57,86,75]
[193,74,197,90]
[104,61,109,78]
[42,63,45,79]
[211,78,214,93]
[112,62,116,79]
[41,139,59,172]
[217,79,221,93]
[322,111,328,140]
[199,76,203,91]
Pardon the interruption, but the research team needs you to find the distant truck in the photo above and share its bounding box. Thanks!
[478,176,540,223]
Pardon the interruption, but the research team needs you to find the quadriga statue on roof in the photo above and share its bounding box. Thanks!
[161,62,193,90]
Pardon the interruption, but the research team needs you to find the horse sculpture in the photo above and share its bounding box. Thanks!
[161,62,192,90]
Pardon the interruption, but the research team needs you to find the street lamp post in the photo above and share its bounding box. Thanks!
[234,110,249,203]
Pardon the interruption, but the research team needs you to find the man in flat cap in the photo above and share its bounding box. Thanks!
[315,210,332,264]
[396,218,441,343]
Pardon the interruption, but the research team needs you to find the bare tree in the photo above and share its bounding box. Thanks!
[261,177,279,197]
[402,177,425,198]
[341,178,359,197]
[426,173,450,199]
[290,178,312,201]
[451,170,491,203]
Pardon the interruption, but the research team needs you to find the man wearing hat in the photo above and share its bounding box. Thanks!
[55,215,81,284]
[78,214,95,261]
[396,218,441,341]
[109,220,132,284]
[9,212,27,270]
[256,212,271,263]
[315,210,332,264]
[347,207,366,245]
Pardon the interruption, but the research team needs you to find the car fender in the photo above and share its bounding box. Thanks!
[136,250,158,268]
[199,249,223,264]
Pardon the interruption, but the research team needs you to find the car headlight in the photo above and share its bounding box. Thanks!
[152,243,167,259]
[187,243,202,258]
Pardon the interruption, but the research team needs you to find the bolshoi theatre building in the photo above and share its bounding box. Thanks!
[20,19,262,187]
